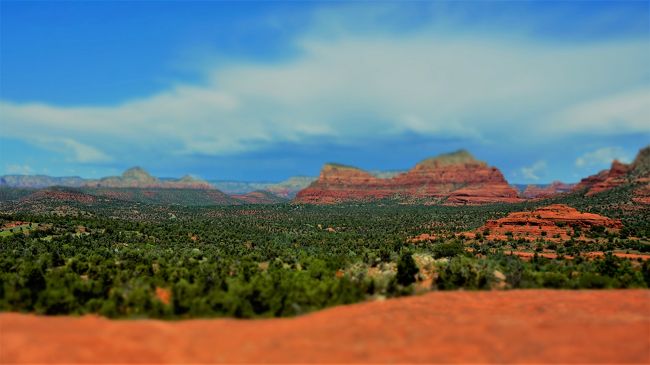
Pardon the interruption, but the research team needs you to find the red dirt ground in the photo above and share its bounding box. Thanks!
[1,290,649,364]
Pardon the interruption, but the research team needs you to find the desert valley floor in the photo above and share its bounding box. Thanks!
[2,290,649,363]
[1,147,649,363]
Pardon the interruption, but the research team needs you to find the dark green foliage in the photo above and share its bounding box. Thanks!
[396,252,418,286]
[436,256,494,290]
[0,185,648,319]
[431,241,465,258]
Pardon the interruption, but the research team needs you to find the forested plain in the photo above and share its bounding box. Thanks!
[0,184,648,319]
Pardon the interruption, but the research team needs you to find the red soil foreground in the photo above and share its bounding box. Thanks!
[1,290,649,364]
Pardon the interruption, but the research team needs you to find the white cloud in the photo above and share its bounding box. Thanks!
[575,147,631,168]
[60,139,113,163]
[5,164,34,175]
[548,89,650,136]
[519,160,547,181]
[0,19,648,161]
[27,136,113,163]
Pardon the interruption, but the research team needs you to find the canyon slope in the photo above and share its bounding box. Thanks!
[574,146,650,198]
[294,150,522,205]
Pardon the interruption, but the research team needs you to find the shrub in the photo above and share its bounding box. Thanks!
[436,256,493,290]
[396,252,418,287]
[432,241,465,258]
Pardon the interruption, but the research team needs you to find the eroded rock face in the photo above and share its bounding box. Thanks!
[575,161,632,196]
[573,146,650,197]
[474,204,621,242]
[294,150,522,205]
[294,164,395,204]
[522,181,574,199]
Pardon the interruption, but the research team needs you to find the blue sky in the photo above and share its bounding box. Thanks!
[1,1,648,183]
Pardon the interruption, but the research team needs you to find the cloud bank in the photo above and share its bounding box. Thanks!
[1,4,648,182]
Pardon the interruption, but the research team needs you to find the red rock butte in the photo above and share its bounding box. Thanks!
[294,150,522,205]
[474,204,622,242]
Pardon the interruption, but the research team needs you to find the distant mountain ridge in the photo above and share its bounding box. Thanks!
[84,167,213,189]
[3,146,648,206]
[0,175,86,189]
[210,176,316,198]
[0,167,314,196]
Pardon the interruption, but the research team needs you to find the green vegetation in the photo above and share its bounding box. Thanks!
[0,184,648,319]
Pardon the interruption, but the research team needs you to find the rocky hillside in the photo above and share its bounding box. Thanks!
[573,146,649,200]
[294,150,522,205]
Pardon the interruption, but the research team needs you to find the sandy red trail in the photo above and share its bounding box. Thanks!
[1,290,649,364]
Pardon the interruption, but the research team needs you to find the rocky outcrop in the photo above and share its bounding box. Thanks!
[472,204,621,242]
[574,161,631,196]
[85,167,213,189]
[522,181,574,199]
[573,146,649,197]
[294,150,522,205]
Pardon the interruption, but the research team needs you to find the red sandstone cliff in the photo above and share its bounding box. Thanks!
[294,150,522,205]
[573,161,631,196]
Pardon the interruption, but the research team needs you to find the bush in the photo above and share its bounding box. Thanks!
[432,241,465,259]
[436,256,493,290]
[396,252,418,286]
